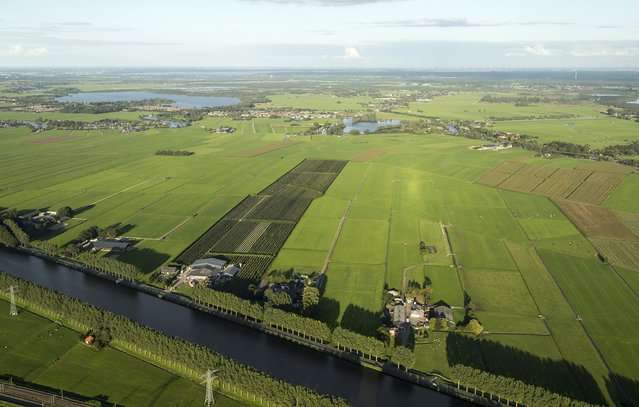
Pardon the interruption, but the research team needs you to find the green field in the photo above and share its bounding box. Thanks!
[2,81,639,406]
[0,300,244,406]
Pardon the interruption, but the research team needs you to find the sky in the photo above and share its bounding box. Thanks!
[1,0,638,69]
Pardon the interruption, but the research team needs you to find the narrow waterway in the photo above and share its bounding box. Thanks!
[0,249,470,406]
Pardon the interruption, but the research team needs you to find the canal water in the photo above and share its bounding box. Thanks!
[0,249,469,407]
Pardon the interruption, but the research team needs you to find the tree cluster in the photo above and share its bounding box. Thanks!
[390,346,416,371]
[155,150,195,156]
[2,219,30,246]
[75,226,117,243]
[75,253,139,281]
[0,272,348,407]
[451,365,601,407]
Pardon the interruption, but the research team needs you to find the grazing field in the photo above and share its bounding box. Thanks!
[538,250,639,402]
[0,301,242,407]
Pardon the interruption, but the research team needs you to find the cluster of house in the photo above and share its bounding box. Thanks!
[471,143,513,151]
[387,289,454,345]
[265,273,317,307]
[213,127,236,133]
[207,109,337,121]
[19,210,68,231]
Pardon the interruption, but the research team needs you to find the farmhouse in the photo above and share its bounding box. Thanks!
[430,305,454,324]
[393,303,407,326]
[186,258,241,282]
[91,239,132,252]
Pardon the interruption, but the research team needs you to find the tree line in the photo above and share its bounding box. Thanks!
[0,271,348,407]
[193,284,389,359]
[155,150,195,156]
[451,365,601,407]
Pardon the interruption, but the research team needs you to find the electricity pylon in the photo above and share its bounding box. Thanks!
[201,369,218,407]
[6,285,18,316]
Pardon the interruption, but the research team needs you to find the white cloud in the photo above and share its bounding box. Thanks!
[321,46,362,59]
[524,44,551,56]
[4,44,48,57]
[343,46,361,59]
[7,44,24,55]
[26,47,48,56]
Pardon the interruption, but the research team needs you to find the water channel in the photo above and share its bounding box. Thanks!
[0,249,469,406]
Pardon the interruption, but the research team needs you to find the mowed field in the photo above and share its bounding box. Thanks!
[0,301,244,407]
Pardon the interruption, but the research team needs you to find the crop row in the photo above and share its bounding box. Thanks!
[175,219,238,264]
[291,159,347,174]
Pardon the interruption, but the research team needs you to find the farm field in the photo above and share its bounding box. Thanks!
[1,81,639,406]
[397,92,604,121]
[175,159,347,287]
[493,117,639,148]
[0,300,244,407]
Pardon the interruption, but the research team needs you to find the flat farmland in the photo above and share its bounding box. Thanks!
[260,94,372,111]
[331,219,389,265]
[318,263,386,335]
[604,173,639,213]
[0,301,242,407]
[590,239,639,271]
[478,160,628,205]
[494,117,639,148]
[553,199,638,240]
[538,250,639,402]
[460,267,546,334]
[398,92,602,121]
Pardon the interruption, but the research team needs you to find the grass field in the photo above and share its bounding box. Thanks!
[493,117,639,148]
[0,301,244,407]
[2,88,639,406]
[397,92,604,121]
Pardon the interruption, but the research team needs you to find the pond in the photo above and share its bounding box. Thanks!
[56,91,241,108]
[343,118,402,134]
[142,114,185,128]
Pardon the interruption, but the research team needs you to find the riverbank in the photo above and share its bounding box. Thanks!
[5,247,489,406]
[0,299,247,407]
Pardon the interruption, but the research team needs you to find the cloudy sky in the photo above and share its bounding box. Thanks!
[1,0,638,68]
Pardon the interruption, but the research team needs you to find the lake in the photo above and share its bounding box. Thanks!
[56,91,241,108]
[343,118,402,134]
[628,99,639,104]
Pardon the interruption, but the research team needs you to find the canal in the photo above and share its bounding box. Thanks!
[0,249,470,407]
